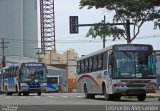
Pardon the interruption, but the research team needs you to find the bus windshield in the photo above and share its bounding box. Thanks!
[47,77,58,84]
[21,66,47,83]
[113,51,156,79]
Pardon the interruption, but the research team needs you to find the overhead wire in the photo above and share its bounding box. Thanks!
[4,34,160,44]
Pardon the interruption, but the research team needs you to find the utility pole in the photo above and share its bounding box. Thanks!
[0,38,9,68]
[35,48,42,62]
[66,50,69,93]
[102,16,106,48]
[126,20,131,43]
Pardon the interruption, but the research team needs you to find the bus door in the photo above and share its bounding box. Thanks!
[106,51,113,94]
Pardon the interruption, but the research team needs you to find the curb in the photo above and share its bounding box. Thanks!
[146,93,160,98]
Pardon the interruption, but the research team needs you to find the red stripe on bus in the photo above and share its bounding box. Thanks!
[77,74,101,89]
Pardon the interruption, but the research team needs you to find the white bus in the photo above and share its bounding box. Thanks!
[1,62,47,96]
[77,44,156,101]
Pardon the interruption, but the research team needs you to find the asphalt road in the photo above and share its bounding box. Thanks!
[0,93,159,111]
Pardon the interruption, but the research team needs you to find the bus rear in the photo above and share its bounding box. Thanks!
[46,75,65,93]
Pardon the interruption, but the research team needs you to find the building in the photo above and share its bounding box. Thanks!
[40,49,78,92]
[0,0,38,58]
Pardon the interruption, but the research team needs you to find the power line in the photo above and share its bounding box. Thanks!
[1,35,160,46]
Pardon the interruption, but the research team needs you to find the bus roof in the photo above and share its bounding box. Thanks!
[77,45,113,61]
[77,44,152,61]
[1,64,19,70]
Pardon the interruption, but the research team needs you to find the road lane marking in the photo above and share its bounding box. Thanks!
[4,96,12,99]
[76,96,83,98]
[33,96,41,98]
[61,96,68,98]
[48,96,56,98]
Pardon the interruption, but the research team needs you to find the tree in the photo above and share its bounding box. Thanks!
[80,0,160,43]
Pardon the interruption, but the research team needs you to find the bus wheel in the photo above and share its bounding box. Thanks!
[103,85,113,101]
[5,86,10,96]
[114,94,121,100]
[84,85,95,99]
[16,85,21,96]
[18,92,21,96]
[23,92,29,96]
[37,91,41,96]
[137,94,146,101]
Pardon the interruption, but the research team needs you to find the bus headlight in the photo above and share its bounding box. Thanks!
[21,83,29,90]
[145,82,156,91]
[40,83,46,90]
[40,86,46,91]
[113,82,126,87]
[21,85,29,89]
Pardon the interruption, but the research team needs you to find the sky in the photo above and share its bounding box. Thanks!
[39,0,160,56]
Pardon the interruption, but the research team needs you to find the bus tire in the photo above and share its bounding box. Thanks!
[18,92,21,96]
[137,94,146,101]
[16,85,21,96]
[23,92,29,96]
[37,91,41,96]
[5,86,10,96]
[103,85,114,101]
[84,85,95,99]
[114,94,121,100]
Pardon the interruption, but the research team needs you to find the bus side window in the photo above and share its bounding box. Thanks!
[16,67,19,77]
[89,57,93,72]
[85,59,89,73]
[77,61,81,75]
[82,60,85,73]
[80,61,85,73]
[103,51,108,70]
[11,68,13,77]
[12,68,14,77]
[98,54,103,70]
[7,69,8,78]
[79,61,82,74]
[93,55,98,71]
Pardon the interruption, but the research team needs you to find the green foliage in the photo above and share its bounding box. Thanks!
[80,0,160,43]
[86,23,125,41]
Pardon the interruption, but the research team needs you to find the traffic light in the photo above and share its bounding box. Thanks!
[69,16,79,34]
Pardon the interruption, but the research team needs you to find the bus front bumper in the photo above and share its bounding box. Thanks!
[113,87,146,96]
[20,87,46,92]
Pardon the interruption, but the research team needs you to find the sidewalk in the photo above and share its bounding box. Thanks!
[146,90,160,98]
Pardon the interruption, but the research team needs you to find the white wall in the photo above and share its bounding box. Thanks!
[0,0,38,58]
[23,0,38,58]
[0,0,23,56]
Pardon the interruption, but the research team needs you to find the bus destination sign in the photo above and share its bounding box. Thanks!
[115,45,148,51]
[24,63,43,67]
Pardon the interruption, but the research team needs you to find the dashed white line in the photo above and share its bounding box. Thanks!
[76,96,83,98]
[33,96,41,98]
[4,96,12,99]
[48,96,56,98]
[61,96,68,98]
